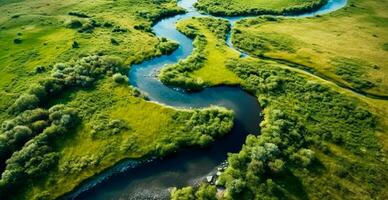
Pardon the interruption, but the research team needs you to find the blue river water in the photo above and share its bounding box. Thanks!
[65,0,347,199]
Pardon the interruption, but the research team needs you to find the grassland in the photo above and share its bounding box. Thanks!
[169,0,388,199]
[0,1,236,199]
[232,0,388,98]
[195,0,327,16]
[0,0,184,122]
[160,17,241,89]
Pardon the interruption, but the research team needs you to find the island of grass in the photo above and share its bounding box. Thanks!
[159,17,241,90]
[194,0,327,16]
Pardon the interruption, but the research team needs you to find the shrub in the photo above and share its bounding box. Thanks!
[72,41,79,48]
[66,19,83,29]
[110,38,120,45]
[68,11,89,18]
[9,94,39,114]
[13,37,22,44]
[112,73,128,84]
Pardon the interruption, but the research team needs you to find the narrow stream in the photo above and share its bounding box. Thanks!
[65,0,347,199]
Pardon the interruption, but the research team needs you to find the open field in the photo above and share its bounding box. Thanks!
[232,0,388,97]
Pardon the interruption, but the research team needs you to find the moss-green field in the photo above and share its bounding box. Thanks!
[1,0,388,199]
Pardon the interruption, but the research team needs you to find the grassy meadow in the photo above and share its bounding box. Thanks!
[232,0,388,98]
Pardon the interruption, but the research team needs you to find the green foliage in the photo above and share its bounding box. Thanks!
[66,19,83,29]
[171,184,217,200]
[68,11,90,18]
[0,105,78,198]
[195,0,327,16]
[215,59,383,199]
[112,73,129,84]
[156,107,234,155]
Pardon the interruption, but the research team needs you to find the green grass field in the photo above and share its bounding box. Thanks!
[232,0,388,98]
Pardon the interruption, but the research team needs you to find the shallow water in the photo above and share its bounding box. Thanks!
[66,0,348,199]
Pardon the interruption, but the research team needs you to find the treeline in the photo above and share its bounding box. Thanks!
[156,107,234,156]
[194,0,328,16]
[159,17,230,90]
[172,58,385,199]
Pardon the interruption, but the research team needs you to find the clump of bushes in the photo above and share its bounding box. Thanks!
[68,11,89,18]
[66,19,83,29]
[13,37,22,44]
[110,38,120,45]
[0,105,78,197]
[156,107,234,156]
[135,7,185,24]
[157,37,179,55]
[112,73,129,84]
[8,55,125,114]
[171,184,217,200]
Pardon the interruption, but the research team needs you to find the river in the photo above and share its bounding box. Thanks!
[65,0,347,199]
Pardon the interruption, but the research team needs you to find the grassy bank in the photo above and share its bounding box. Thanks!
[159,17,241,90]
[195,0,327,16]
[232,0,388,97]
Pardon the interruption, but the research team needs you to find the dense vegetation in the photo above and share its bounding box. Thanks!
[1,0,387,199]
[168,0,388,198]
[159,17,240,90]
[0,54,234,199]
[172,58,387,199]
[231,0,388,98]
[195,0,327,16]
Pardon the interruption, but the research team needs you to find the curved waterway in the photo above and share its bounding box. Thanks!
[66,0,347,199]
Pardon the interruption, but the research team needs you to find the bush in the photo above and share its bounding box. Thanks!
[66,19,83,29]
[68,11,89,18]
[13,37,22,44]
[112,73,128,84]
[8,94,40,114]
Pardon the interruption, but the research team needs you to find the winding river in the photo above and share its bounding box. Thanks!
[65,0,347,199]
